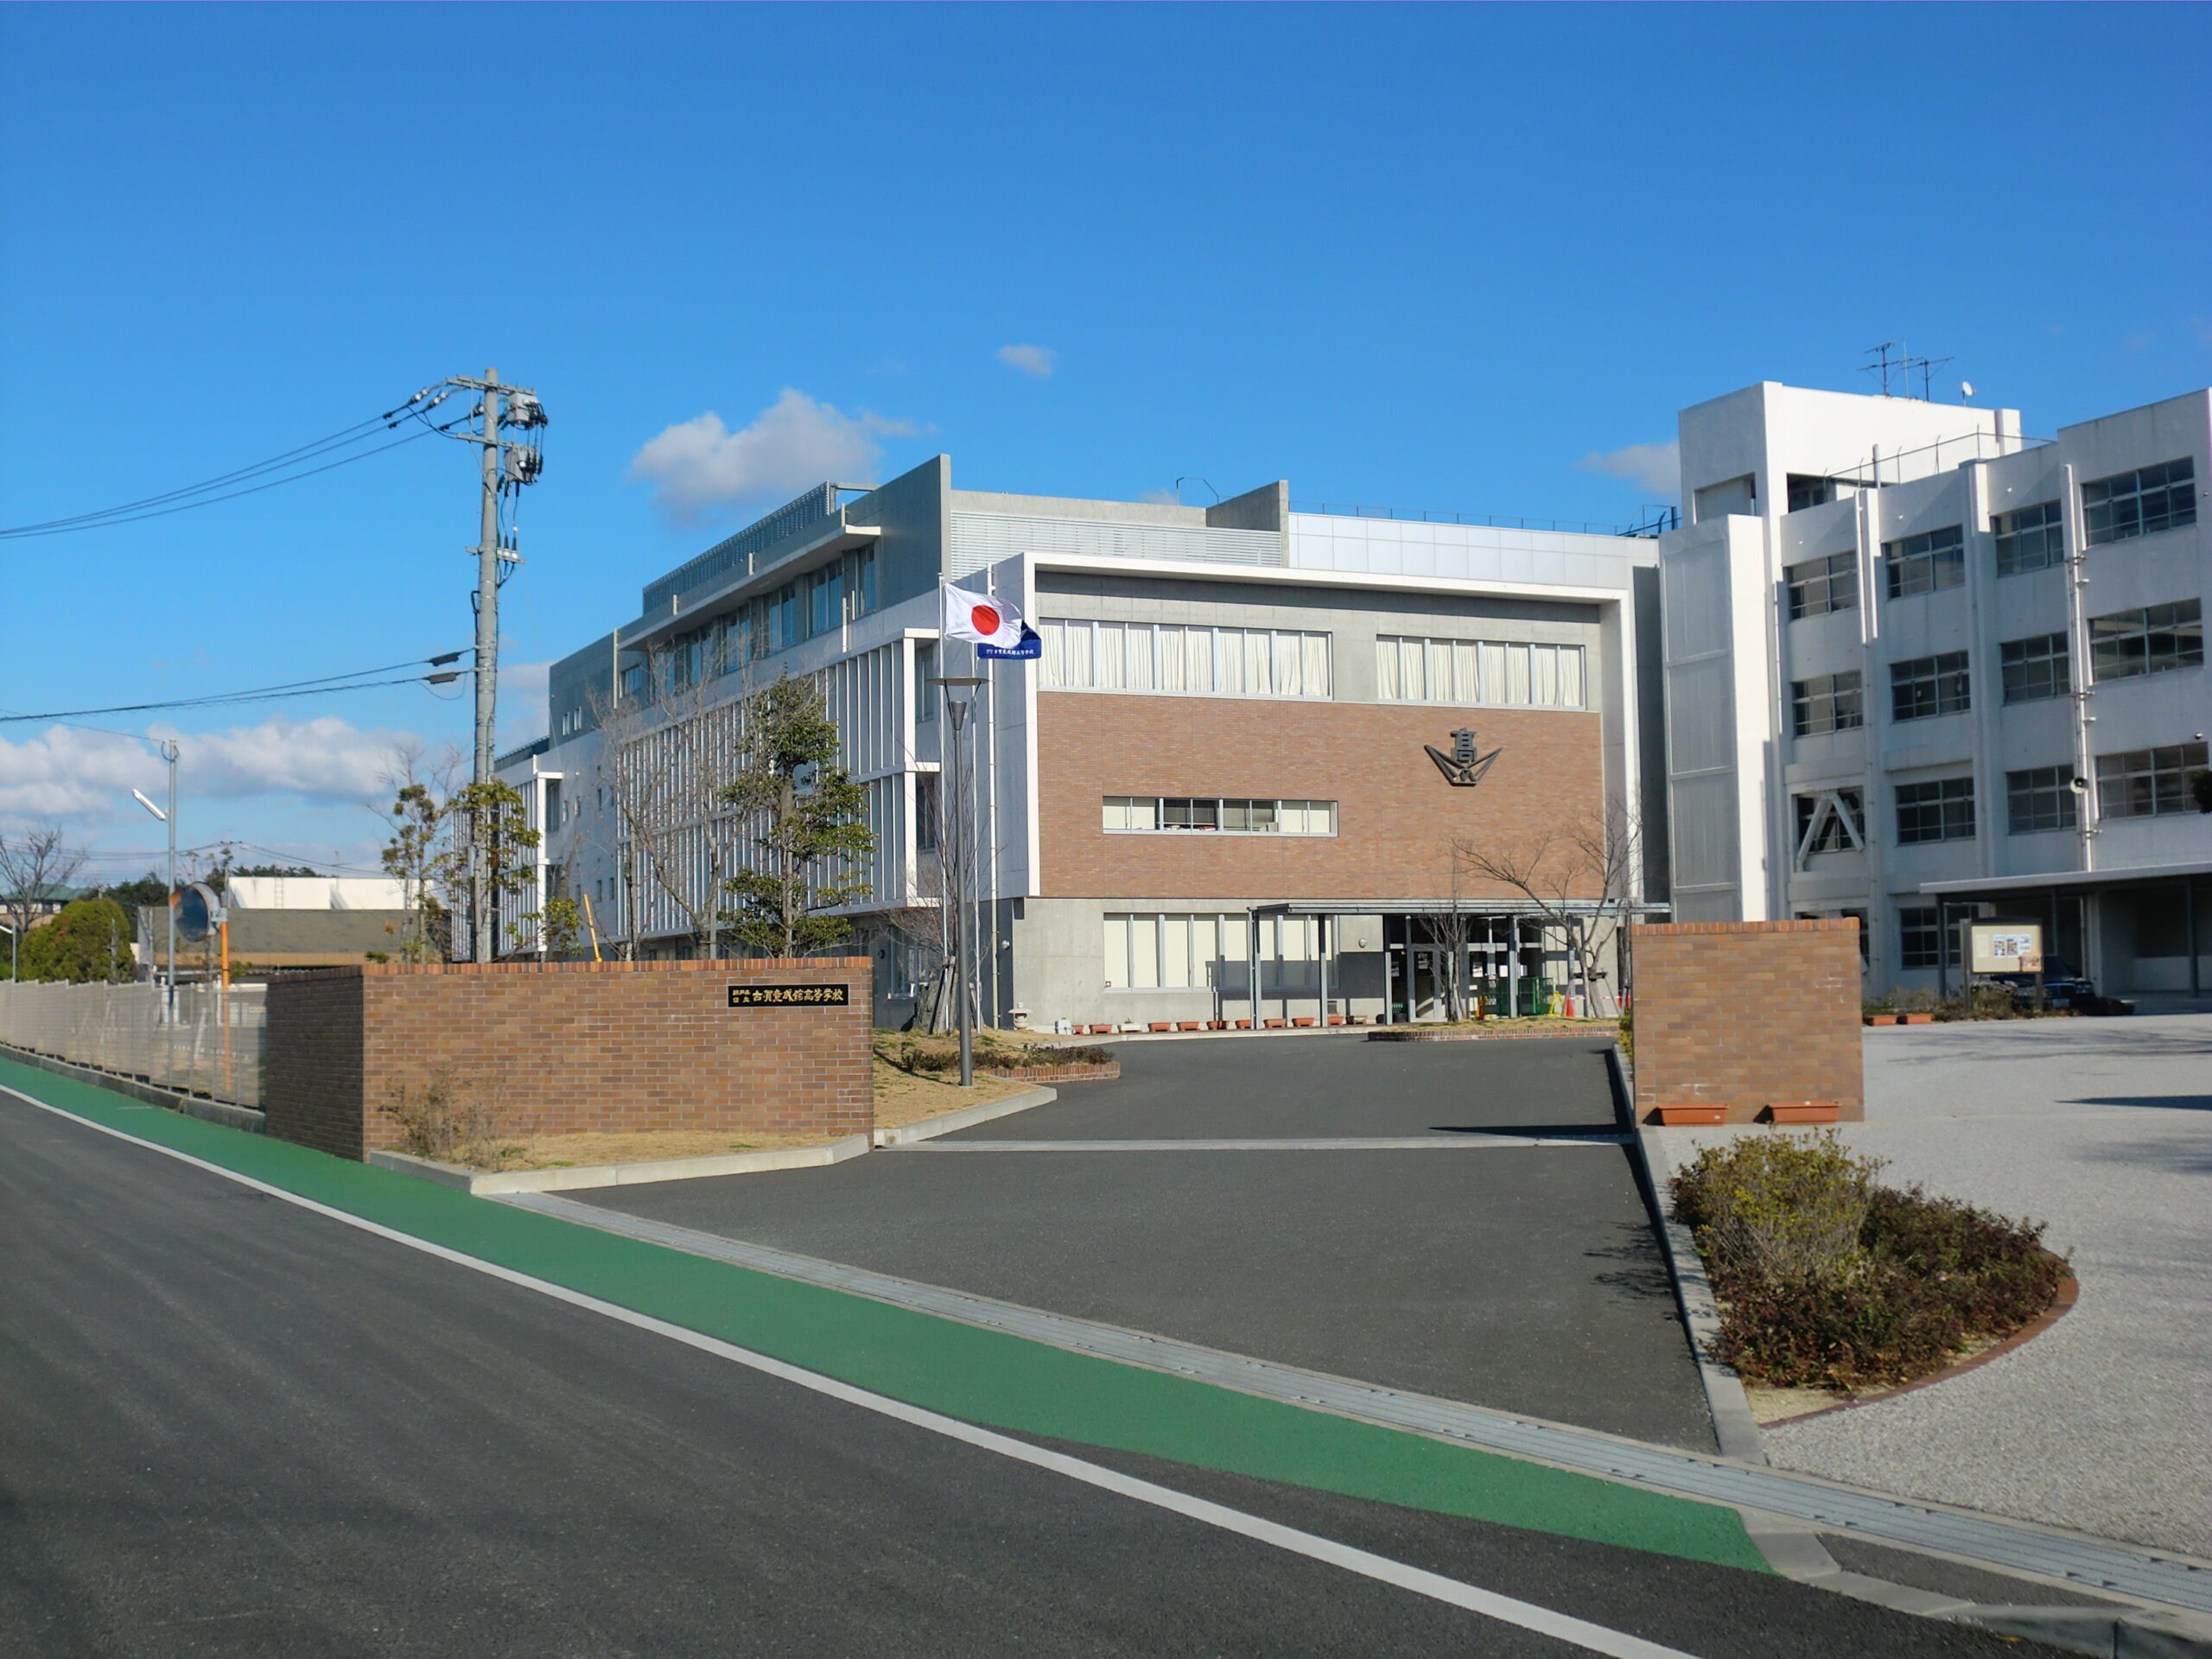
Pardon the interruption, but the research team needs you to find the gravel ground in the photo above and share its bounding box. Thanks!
[1673,1014,2212,1558]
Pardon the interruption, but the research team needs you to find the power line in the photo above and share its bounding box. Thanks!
[0,654,467,724]
[0,391,464,539]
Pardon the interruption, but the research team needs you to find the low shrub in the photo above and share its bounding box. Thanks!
[1671,1132,1882,1282]
[1672,1134,2065,1391]
[377,1064,523,1169]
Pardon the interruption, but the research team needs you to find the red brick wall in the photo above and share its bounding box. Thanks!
[1630,919,1863,1123]
[263,958,873,1160]
[1036,692,1605,899]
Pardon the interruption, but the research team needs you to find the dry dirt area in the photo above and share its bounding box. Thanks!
[459,1128,849,1172]
[872,1058,1029,1130]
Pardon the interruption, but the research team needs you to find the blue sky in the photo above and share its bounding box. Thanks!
[3,3,2208,880]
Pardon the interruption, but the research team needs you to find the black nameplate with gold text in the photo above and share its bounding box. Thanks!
[728,983,850,1008]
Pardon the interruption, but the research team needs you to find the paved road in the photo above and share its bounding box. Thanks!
[0,1087,2065,1659]
[953,1032,1626,1139]
[595,1035,1714,1449]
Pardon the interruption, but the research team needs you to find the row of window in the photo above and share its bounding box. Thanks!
[1037,620,1591,710]
[1797,741,2209,849]
[1375,636,1587,709]
[619,549,881,702]
[1103,912,1320,991]
[1103,797,1337,836]
[1040,620,1332,700]
[1789,599,2203,734]
[1783,457,2199,617]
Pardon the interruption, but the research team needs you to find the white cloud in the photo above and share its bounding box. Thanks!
[1576,440,1680,499]
[1138,487,1180,505]
[628,390,918,523]
[0,715,421,828]
[995,344,1057,378]
[498,660,550,747]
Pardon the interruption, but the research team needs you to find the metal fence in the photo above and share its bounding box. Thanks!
[0,981,266,1108]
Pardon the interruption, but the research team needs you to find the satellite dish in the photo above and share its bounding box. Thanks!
[173,882,226,944]
[1961,381,1975,398]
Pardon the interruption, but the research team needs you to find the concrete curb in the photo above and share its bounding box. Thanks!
[874,1085,1057,1147]
[0,1042,265,1134]
[1632,1118,1768,1467]
[367,1135,873,1195]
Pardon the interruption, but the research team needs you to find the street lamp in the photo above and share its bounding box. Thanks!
[928,675,986,1088]
[130,738,178,1019]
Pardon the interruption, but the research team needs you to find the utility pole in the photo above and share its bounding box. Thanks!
[471,367,504,966]
[439,369,546,961]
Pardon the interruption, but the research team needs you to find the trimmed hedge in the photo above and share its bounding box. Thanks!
[1671,1135,2066,1390]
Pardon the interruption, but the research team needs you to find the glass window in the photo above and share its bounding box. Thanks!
[1039,620,1327,699]
[1890,651,1972,721]
[1375,635,1586,708]
[1993,500,2064,575]
[1786,474,1836,512]
[2082,458,2196,546]
[1793,789,1864,855]
[916,774,941,850]
[2094,741,2209,820]
[1160,798,1219,830]
[1102,798,1332,835]
[809,565,842,636]
[1999,632,2070,703]
[2089,599,2202,683]
[2006,766,2077,835]
[1897,906,1960,969]
[1103,912,1243,990]
[1883,524,1966,599]
[851,548,878,617]
[1786,552,1859,620]
[1896,777,1975,843]
[1790,671,1864,737]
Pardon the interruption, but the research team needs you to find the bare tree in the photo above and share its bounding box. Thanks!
[0,826,87,970]
[371,741,462,963]
[1452,802,1641,1016]
[1427,841,1479,1021]
[585,638,751,958]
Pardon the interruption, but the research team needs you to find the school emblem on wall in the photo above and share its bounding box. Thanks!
[1425,728,1502,788]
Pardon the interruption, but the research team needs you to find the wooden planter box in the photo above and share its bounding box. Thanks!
[1901,1013,1935,1025]
[1649,1103,1728,1127]
[1865,1014,1900,1027]
[1765,1101,1840,1125]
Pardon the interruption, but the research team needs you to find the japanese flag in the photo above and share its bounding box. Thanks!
[940,583,1027,649]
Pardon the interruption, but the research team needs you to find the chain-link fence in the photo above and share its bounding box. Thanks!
[0,981,266,1108]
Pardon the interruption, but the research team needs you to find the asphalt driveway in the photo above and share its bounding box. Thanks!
[587,1033,1718,1452]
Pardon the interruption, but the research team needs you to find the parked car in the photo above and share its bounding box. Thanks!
[1986,956,2098,1011]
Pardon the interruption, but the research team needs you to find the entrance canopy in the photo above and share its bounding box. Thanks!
[1250,899,1671,918]
[1921,859,2212,897]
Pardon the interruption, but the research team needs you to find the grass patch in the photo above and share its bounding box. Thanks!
[1671,1132,2065,1392]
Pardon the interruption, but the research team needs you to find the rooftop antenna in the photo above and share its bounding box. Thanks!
[1861,341,1905,397]
[1861,340,1954,401]
[1174,476,1221,504]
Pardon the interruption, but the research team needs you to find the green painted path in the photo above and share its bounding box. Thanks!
[1,1057,1766,1573]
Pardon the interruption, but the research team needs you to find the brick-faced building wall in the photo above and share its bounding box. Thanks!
[1036,692,1604,899]
[263,958,873,1160]
[1630,919,1863,1123]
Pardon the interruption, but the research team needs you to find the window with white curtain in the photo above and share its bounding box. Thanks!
[1376,635,1586,709]
[1103,912,1240,989]
[1103,797,1336,835]
[1042,620,1331,699]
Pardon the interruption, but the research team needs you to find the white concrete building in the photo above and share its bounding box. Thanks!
[498,464,1672,1027]
[1660,381,2209,997]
